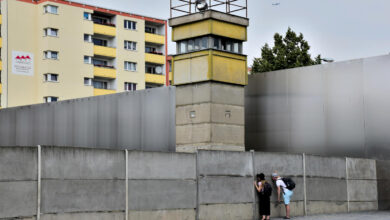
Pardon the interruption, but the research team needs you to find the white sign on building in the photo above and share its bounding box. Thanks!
[12,51,34,76]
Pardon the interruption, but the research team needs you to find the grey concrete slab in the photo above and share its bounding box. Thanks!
[306,178,347,201]
[349,201,378,212]
[306,201,348,215]
[198,151,253,176]
[198,177,253,204]
[128,151,196,180]
[306,155,346,178]
[176,124,211,145]
[211,104,244,125]
[176,82,211,106]
[128,209,195,220]
[0,109,17,146]
[348,180,378,201]
[0,181,37,218]
[376,160,390,180]
[41,180,125,213]
[267,201,304,218]
[128,180,196,210]
[253,152,303,177]
[176,103,211,125]
[42,147,125,179]
[346,158,377,180]
[0,147,37,181]
[41,212,125,220]
[210,83,245,106]
[211,124,245,145]
[272,211,390,220]
[377,180,390,207]
[198,203,253,220]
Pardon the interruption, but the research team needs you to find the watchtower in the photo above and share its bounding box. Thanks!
[169,0,249,152]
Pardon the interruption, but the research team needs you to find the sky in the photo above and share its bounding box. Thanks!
[75,0,390,65]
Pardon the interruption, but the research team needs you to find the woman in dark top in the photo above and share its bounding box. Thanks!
[254,173,271,220]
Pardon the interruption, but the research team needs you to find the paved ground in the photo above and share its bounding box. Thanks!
[272,211,390,219]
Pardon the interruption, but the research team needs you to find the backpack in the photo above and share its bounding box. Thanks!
[261,181,272,197]
[282,177,296,191]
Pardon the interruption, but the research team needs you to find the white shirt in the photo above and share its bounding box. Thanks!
[276,177,288,192]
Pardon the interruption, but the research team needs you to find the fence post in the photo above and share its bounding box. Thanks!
[37,145,41,220]
[125,150,129,220]
[303,153,307,216]
[251,150,256,220]
[196,150,200,220]
[346,157,350,213]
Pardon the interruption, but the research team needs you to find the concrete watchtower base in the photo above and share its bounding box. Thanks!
[176,82,245,152]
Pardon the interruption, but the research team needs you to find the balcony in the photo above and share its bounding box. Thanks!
[145,73,165,85]
[145,53,165,65]
[93,88,116,96]
[0,83,2,94]
[145,33,165,45]
[0,15,2,25]
[0,37,2,48]
[0,60,2,71]
[94,45,116,58]
[93,65,116,79]
[94,23,116,37]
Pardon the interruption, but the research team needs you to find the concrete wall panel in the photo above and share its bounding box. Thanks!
[349,201,378,212]
[41,212,125,220]
[254,152,303,176]
[376,160,390,210]
[347,158,377,180]
[0,181,37,218]
[198,177,253,204]
[0,87,176,152]
[41,180,125,213]
[306,178,347,201]
[198,151,252,176]
[128,180,197,210]
[128,151,196,179]
[270,201,304,217]
[348,180,378,201]
[41,147,125,179]
[128,209,195,220]
[306,201,348,215]
[306,155,346,178]
[199,203,253,220]
[0,147,37,181]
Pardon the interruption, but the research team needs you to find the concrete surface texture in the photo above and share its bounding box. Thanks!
[272,211,390,220]
[176,82,245,152]
[246,54,390,160]
[0,146,388,219]
[0,86,176,151]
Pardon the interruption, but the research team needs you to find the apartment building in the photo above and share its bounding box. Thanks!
[0,0,168,108]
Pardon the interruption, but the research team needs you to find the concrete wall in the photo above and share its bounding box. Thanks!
[0,87,176,151]
[376,160,390,210]
[246,54,390,160]
[0,147,386,219]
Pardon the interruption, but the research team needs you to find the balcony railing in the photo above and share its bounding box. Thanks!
[145,53,165,64]
[145,33,165,45]
[145,73,165,85]
[92,19,116,27]
[93,65,116,79]
[94,45,116,58]
[93,88,116,96]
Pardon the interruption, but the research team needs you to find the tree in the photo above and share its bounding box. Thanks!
[251,28,322,74]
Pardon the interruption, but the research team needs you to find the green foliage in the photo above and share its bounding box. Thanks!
[251,28,322,74]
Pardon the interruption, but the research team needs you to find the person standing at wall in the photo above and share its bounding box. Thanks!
[272,172,294,219]
[254,173,271,220]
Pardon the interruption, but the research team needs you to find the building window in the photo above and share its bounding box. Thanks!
[44,97,58,103]
[44,51,58,60]
[84,56,92,64]
[44,5,58,14]
[84,34,92,43]
[93,38,108,47]
[84,77,92,86]
[124,41,137,51]
[83,12,92,20]
[44,73,58,82]
[146,65,163,74]
[145,26,156,34]
[93,59,109,67]
[93,80,108,89]
[124,20,137,30]
[124,82,137,91]
[44,28,58,37]
[124,61,137,71]
[176,36,242,54]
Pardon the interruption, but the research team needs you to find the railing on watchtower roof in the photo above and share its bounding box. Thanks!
[170,0,248,18]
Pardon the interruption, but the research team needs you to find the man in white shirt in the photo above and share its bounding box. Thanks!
[272,172,293,219]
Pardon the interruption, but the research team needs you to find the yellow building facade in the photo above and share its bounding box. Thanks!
[0,0,168,108]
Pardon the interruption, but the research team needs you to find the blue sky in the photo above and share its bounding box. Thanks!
[75,0,390,65]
